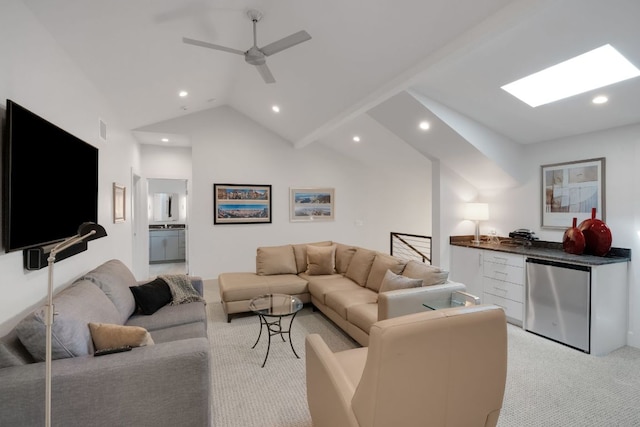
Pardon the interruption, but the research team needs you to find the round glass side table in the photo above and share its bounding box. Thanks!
[249,293,303,367]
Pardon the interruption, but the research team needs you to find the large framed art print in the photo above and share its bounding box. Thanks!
[541,157,605,229]
[213,184,272,224]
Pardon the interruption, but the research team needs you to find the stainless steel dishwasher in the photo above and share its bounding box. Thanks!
[525,258,591,353]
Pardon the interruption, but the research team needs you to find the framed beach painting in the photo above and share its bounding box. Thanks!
[290,187,335,222]
[541,157,605,229]
[213,183,272,224]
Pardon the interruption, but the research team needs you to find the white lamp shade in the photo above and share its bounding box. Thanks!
[464,203,489,221]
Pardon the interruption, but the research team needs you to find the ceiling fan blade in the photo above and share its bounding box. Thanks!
[255,63,276,84]
[260,30,311,56]
[182,37,245,56]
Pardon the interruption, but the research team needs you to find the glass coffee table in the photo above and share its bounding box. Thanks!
[423,290,480,311]
[249,293,304,368]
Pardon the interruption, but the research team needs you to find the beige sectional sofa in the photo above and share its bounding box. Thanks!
[218,241,465,346]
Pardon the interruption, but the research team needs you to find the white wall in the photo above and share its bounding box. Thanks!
[139,105,432,279]
[0,1,139,334]
[439,122,640,349]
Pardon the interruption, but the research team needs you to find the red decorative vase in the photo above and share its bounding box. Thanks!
[563,217,585,255]
[578,208,612,257]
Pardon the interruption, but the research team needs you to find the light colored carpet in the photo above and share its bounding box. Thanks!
[203,280,640,427]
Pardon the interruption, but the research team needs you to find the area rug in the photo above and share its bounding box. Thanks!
[204,281,640,427]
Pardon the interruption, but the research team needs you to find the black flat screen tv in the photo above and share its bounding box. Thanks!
[3,99,98,252]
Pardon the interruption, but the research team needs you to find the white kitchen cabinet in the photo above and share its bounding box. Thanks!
[449,246,483,301]
[482,251,525,325]
[450,246,524,325]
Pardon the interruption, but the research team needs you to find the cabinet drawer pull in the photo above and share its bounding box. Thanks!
[493,286,507,292]
[494,271,508,276]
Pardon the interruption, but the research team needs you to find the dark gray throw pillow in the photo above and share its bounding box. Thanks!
[130,278,172,315]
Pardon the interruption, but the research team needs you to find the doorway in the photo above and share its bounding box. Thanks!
[147,178,188,276]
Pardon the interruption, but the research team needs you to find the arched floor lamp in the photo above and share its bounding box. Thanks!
[45,222,107,427]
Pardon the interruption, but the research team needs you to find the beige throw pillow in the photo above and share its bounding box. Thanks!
[365,254,407,292]
[379,270,423,293]
[306,244,337,275]
[402,260,449,286]
[256,245,297,275]
[88,323,154,351]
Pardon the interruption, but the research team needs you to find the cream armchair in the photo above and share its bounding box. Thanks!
[305,305,507,427]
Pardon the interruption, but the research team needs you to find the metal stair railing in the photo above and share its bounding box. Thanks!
[390,232,432,264]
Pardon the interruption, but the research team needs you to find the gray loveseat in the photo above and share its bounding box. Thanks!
[0,259,211,426]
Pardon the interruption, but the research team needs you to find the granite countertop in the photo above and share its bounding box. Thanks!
[450,235,631,266]
[149,224,185,230]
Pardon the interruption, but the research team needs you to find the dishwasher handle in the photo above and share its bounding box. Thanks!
[526,257,591,272]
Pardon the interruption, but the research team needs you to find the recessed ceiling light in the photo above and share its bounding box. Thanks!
[161,138,169,142]
[178,90,188,97]
[592,95,608,104]
[352,136,361,143]
[501,44,640,107]
[272,105,280,113]
[419,121,430,130]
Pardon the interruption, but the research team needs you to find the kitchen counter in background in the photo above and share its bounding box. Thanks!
[450,235,631,266]
[449,235,630,355]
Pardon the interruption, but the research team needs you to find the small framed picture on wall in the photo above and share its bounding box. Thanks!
[113,183,126,223]
[290,187,335,222]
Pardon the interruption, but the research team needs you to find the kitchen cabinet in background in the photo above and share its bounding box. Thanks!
[150,229,186,263]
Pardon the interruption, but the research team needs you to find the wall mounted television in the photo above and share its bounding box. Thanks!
[3,99,98,252]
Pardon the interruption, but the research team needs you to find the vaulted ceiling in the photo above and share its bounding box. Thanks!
[22,0,640,188]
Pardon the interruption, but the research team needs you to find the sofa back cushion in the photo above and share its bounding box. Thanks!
[335,243,358,274]
[293,241,333,273]
[0,330,35,368]
[366,254,407,292]
[402,260,449,286]
[256,245,297,275]
[345,248,377,286]
[79,259,137,324]
[306,244,337,275]
[15,280,122,361]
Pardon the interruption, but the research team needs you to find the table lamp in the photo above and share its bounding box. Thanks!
[464,203,489,245]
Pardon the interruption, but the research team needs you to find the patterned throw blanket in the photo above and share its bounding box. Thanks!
[160,274,205,305]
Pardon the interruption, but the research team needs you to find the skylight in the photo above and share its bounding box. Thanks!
[501,44,640,107]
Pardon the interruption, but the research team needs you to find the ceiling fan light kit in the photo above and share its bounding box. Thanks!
[182,9,311,84]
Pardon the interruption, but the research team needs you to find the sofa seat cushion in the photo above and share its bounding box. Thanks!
[402,260,449,286]
[126,301,206,332]
[308,276,361,305]
[149,322,207,344]
[79,259,137,324]
[325,288,379,319]
[218,273,307,302]
[347,303,379,335]
[15,280,122,361]
[365,254,407,292]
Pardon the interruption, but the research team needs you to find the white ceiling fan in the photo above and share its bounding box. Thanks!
[183,9,311,84]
